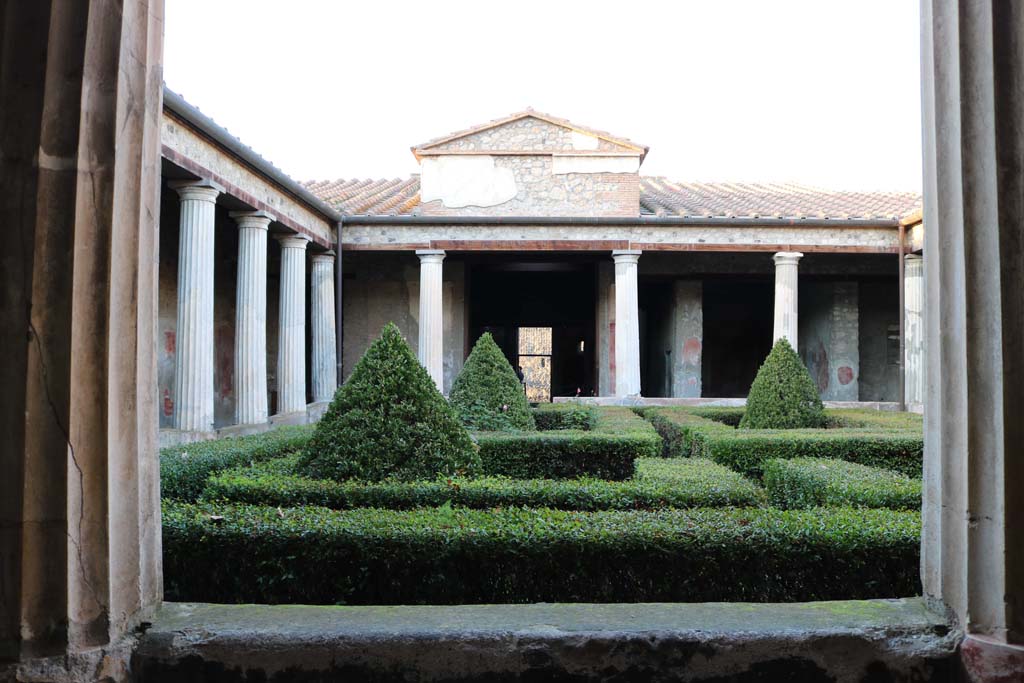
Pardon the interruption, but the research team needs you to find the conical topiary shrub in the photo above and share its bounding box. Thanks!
[449,332,535,431]
[299,322,481,481]
[739,337,826,429]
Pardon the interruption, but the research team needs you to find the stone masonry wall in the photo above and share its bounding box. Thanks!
[427,116,634,153]
[671,281,703,398]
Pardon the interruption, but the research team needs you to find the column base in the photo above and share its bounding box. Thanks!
[961,635,1024,682]
[158,429,218,449]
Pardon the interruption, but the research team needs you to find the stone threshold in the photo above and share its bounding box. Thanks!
[132,599,959,682]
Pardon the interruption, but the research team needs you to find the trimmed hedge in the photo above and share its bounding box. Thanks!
[826,409,924,431]
[687,406,746,427]
[202,456,768,511]
[764,457,922,510]
[300,322,480,482]
[642,409,923,477]
[449,332,535,431]
[642,409,733,458]
[740,338,826,429]
[160,425,314,501]
[532,402,596,431]
[475,407,660,480]
[163,501,921,604]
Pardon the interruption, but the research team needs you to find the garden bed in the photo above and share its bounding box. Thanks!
[202,455,767,510]
[641,408,923,477]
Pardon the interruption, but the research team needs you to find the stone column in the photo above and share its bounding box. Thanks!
[276,235,310,414]
[1,0,164,666]
[170,179,223,432]
[903,254,924,409]
[311,252,338,402]
[772,252,802,347]
[921,1,1024,675]
[231,211,273,425]
[612,250,642,397]
[416,250,445,389]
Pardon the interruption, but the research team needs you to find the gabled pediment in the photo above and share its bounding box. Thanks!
[412,110,648,161]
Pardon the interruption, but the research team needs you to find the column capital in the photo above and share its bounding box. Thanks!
[230,210,275,231]
[169,179,224,203]
[416,249,446,264]
[612,249,642,265]
[277,234,311,250]
[311,251,336,263]
[904,253,923,263]
[773,251,803,266]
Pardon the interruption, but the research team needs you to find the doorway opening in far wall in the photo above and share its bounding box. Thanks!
[518,327,552,402]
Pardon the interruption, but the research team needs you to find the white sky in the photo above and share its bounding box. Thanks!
[164,0,922,191]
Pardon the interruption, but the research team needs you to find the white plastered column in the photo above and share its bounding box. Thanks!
[276,234,310,414]
[311,252,338,402]
[772,252,803,347]
[169,179,223,432]
[903,254,924,408]
[612,250,642,397]
[231,210,273,425]
[416,249,445,389]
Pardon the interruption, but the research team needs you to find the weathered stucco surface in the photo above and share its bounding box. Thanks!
[131,599,958,682]
[161,112,334,247]
[799,281,860,401]
[342,222,900,251]
[341,253,466,393]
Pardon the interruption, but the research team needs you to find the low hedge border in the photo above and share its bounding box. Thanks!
[474,407,660,480]
[160,425,314,501]
[202,456,768,511]
[763,457,922,510]
[163,501,921,605]
[532,402,596,431]
[641,408,922,477]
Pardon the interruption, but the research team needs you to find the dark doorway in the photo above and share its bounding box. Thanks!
[468,261,596,399]
[702,279,773,398]
[639,280,675,398]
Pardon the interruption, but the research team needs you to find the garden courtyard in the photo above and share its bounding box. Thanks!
[160,325,923,606]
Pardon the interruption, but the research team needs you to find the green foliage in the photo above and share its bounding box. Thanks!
[474,407,660,480]
[299,323,480,482]
[644,409,734,458]
[159,425,314,501]
[740,338,826,429]
[532,402,596,431]
[763,458,922,510]
[203,456,767,511]
[643,408,922,477]
[449,333,535,431]
[688,406,747,427]
[163,501,921,605]
[825,409,924,431]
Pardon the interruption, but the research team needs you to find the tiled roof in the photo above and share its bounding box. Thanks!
[412,109,649,159]
[304,176,922,221]
[639,178,922,220]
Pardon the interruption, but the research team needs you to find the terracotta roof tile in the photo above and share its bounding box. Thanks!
[305,176,921,221]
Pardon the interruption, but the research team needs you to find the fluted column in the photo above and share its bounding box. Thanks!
[772,252,802,347]
[903,254,924,408]
[311,252,338,402]
[416,249,445,389]
[232,211,273,425]
[170,179,222,432]
[612,250,641,397]
[276,235,310,414]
